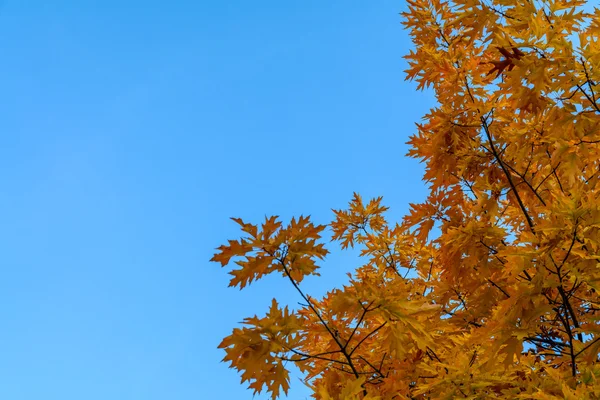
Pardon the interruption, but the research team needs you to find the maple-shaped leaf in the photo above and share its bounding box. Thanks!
[218,299,300,399]
[331,193,389,249]
[487,46,525,77]
[211,216,328,288]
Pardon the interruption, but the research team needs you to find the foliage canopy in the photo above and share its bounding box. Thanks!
[212,0,600,398]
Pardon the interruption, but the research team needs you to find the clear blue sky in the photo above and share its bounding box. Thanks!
[0,1,434,399]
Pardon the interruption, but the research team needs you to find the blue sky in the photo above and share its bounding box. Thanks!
[0,1,434,399]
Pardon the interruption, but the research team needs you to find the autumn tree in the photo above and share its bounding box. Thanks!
[211,0,600,398]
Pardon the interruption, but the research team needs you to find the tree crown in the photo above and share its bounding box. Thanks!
[212,1,600,398]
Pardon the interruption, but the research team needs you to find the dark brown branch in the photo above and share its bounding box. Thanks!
[272,250,363,381]
[534,161,561,191]
[486,278,511,299]
[503,161,547,206]
[349,321,388,357]
[575,337,600,358]
[278,348,346,366]
[480,116,536,233]
[345,301,374,351]
[577,82,600,113]
[359,355,385,379]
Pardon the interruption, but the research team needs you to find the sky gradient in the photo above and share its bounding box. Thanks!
[0,1,434,398]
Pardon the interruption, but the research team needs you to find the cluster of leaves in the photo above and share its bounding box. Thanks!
[212,0,600,398]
